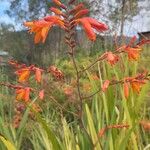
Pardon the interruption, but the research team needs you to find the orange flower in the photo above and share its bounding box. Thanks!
[24,16,64,44]
[15,68,30,83]
[131,79,145,94]
[34,67,43,83]
[76,17,108,41]
[125,46,142,61]
[123,72,148,95]
[16,89,26,100]
[16,87,31,102]
[105,52,119,65]
[24,20,52,43]
[102,80,110,92]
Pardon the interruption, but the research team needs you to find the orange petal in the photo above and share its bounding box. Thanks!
[34,31,42,44]
[102,80,110,92]
[123,82,129,99]
[106,52,119,65]
[24,21,34,27]
[85,17,108,31]
[35,68,42,83]
[16,89,25,101]
[52,0,62,6]
[77,18,96,41]
[39,90,44,100]
[18,69,30,83]
[125,47,142,61]
[50,7,63,15]
[131,82,141,94]
[74,9,89,19]
[41,26,51,43]
[24,87,30,102]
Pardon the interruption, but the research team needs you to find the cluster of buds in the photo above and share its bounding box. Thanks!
[13,102,42,128]
[98,124,129,138]
[13,103,24,128]
[48,65,64,80]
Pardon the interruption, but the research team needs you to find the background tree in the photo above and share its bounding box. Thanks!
[88,0,140,36]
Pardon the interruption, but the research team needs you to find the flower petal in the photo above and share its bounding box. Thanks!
[85,17,108,31]
[39,90,44,100]
[77,18,96,41]
[24,87,30,102]
[35,68,42,83]
[123,82,129,99]
[102,80,110,92]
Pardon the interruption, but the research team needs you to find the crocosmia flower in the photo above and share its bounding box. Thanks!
[125,46,142,61]
[24,16,64,44]
[16,87,31,102]
[102,80,110,92]
[131,79,145,94]
[75,17,108,41]
[34,67,43,83]
[105,52,119,65]
[15,68,30,83]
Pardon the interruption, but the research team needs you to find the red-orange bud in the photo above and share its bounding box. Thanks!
[70,3,85,14]
[74,9,89,19]
[123,82,129,99]
[102,80,110,92]
[39,90,44,100]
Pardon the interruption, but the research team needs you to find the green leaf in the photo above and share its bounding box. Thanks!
[0,135,16,150]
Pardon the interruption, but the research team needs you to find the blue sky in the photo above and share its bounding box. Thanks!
[0,1,12,23]
[0,0,150,35]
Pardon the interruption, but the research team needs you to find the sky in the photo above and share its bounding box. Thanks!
[0,1,11,23]
[0,0,150,36]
